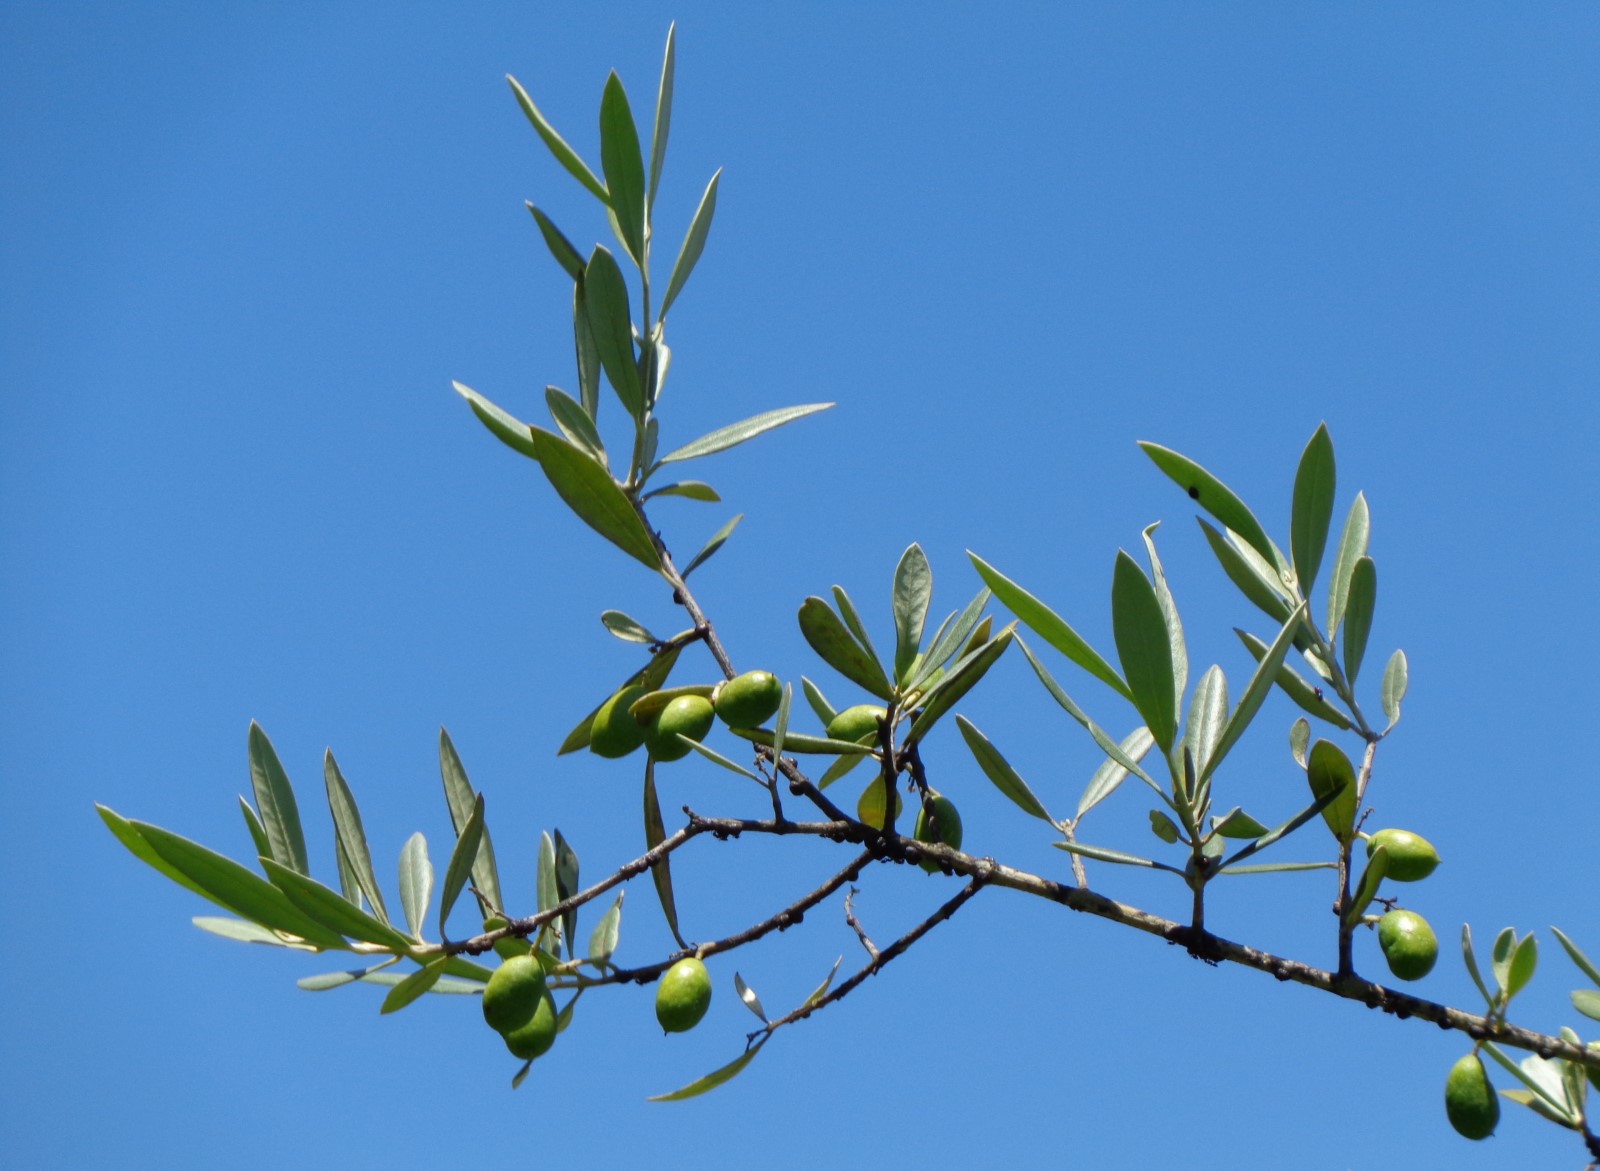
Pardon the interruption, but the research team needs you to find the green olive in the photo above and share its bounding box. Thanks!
[1365,829,1440,883]
[1377,909,1438,981]
[644,695,716,762]
[1444,1052,1498,1140]
[713,670,783,729]
[482,915,530,962]
[912,792,963,874]
[481,954,548,1034]
[502,981,558,1060]
[827,704,886,744]
[655,956,712,1033]
[590,684,649,759]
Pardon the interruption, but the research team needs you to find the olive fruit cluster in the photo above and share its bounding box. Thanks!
[589,670,783,763]
[655,956,712,1033]
[481,955,558,1061]
[1362,828,1442,983]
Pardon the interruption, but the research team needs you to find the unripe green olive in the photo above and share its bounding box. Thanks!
[590,684,649,759]
[655,956,712,1033]
[482,915,530,962]
[1444,1052,1498,1140]
[1365,828,1440,883]
[827,704,886,744]
[481,954,548,1034]
[1377,909,1438,981]
[713,670,783,729]
[912,792,963,874]
[502,981,558,1060]
[645,695,715,762]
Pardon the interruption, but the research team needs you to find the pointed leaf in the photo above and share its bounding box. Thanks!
[247,722,310,876]
[1078,727,1155,819]
[601,610,655,644]
[323,751,390,925]
[1196,517,1294,624]
[380,957,448,1015]
[574,284,601,422]
[437,793,485,937]
[453,381,539,460]
[641,481,720,503]
[1326,492,1371,636]
[681,513,741,578]
[554,829,580,957]
[905,626,1014,745]
[1342,556,1377,686]
[1140,524,1187,707]
[259,859,412,951]
[1204,603,1308,782]
[1380,650,1408,729]
[648,24,675,209]
[1343,844,1387,923]
[658,168,721,322]
[506,75,608,203]
[955,716,1052,823]
[1017,637,1162,795]
[98,804,221,906]
[1462,924,1494,1006]
[398,832,432,942]
[1053,840,1181,872]
[525,204,585,282]
[238,795,272,862]
[1551,927,1600,988]
[1507,933,1538,999]
[727,727,878,756]
[1289,423,1337,594]
[1140,441,1283,573]
[797,596,893,700]
[437,731,502,915]
[905,587,991,696]
[528,427,660,570]
[801,676,837,727]
[969,553,1131,702]
[643,762,687,949]
[599,72,647,264]
[891,543,933,684]
[800,957,844,1011]
[297,958,402,991]
[193,916,305,947]
[588,891,624,968]
[647,1039,766,1102]
[1234,628,1353,731]
[817,750,868,790]
[558,645,682,755]
[545,385,607,468]
[734,972,768,1023]
[680,736,766,782]
[1183,665,1228,780]
[536,831,558,922]
[770,681,792,770]
[1212,808,1270,840]
[1304,739,1357,842]
[658,403,834,466]
[583,247,643,419]
[1111,551,1177,751]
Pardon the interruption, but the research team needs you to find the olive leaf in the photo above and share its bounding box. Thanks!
[248,722,310,877]
[505,74,609,204]
[598,71,647,264]
[1111,550,1178,753]
[525,203,585,281]
[1289,423,1336,595]
[656,403,834,466]
[658,168,721,323]
[528,427,660,570]
[797,596,893,700]
[891,543,933,685]
[1140,441,1285,575]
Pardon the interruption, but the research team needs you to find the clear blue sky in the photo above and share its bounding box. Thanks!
[3,4,1597,1168]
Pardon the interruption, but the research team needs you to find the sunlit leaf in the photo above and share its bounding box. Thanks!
[529,426,660,570]
[891,543,933,685]
[1196,517,1294,625]
[1148,809,1182,844]
[506,74,608,203]
[437,793,485,938]
[599,72,647,264]
[453,381,539,461]
[643,762,687,949]
[398,832,432,942]
[955,716,1052,823]
[1140,524,1187,709]
[1379,649,1408,729]
[797,596,893,700]
[1551,927,1600,988]
[1077,726,1155,819]
[546,385,607,468]
[799,956,844,1011]
[601,610,655,644]
[648,23,675,210]
[193,916,302,947]
[1111,551,1177,751]
[1234,627,1353,731]
[1140,441,1284,573]
[1211,808,1269,840]
[905,625,1014,745]
[640,481,720,503]
[682,513,742,578]
[525,203,585,281]
[905,587,991,696]
[1572,989,1600,1021]
[587,891,624,968]
[1304,739,1357,842]
[583,246,643,419]
[1289,423,1336,594]
[647,1038,767,1102]
[1326,492,1370,637]
[1461,924,1494,1006]
[1204,603,1308,783]
[658,169,721,322]
[247,722,309,876]
[322,751,390,925]
[261,858,413,951]
[1342,556,1377,686]
[574,284,601,422]
[728,727,878,756]
[1016,638,1161,794]
[1507,933,1538,999]
[1053,840,1181,872]
[1343,844,1387,923]
[658,403,834,466]
[381,957,448,1015]
[734,972,768,1023]
[438,729,502,915]
[296,958,401,991]
[558,645,683,755]
[1183,665,1228,781]
[801,676,837,727]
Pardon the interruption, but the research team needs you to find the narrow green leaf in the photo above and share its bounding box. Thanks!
[437,793,485,937]
[891,543,933,684]
[680,735,766,782]
[1289,717,1310,767]
[734,972,768,1023]
[1572,989,1600,1021]
[905,587,991,696]
[380,957,448,1015]
[1211,808,1270,840]
[681,513,742,578]
[1342,556,1377,686]
[968,553,1132,702]
[583,247,643,419]
[99,804,220,906]
[1183,665,1228,781]
[1204,603,1308,783]
[126,820,347,949]
[1550,927,1600,988]
[1016,637,1162,794]
[1343,844,1387,923]
[1379,649,1408,729]
[398,832,432,942]
[238,796,271,862]
[554,828,580,957]
[598,72,647,264]
[511,1060,534,1090]
[1140,524,1187,709]
[797,596,893,700]
[727,727,878,756]
[505,74,609,204]
[1053,840,1181,872]
[657,403,834,466]
[1289,423,1337,594]
[1234,628,1354,731]
[261,859,413,951]
[905,626,1014,745]
[438,729,502,915]
[1507,933,1538,999]
[801,676,837,728]
[955,716,1052,823]
[1217,862,1333,875]
[529,427,660,570]
[601,610,655,644]
[1139,441,1284,573]
[1111,551,1178,752]
[1461,924,1494,1006]
[816,750,867,790]
[193,916,304,947]
[1304,739,1357,842]
[297,957,401,991]
[770,681,792,770]
[648,23,675,210]
[800,956,844,1011]
[574,284,601,422]
[831,586,883,672]
[525,203,585,281]
[334,834,361,905]
[658,168,720,322]
[247,722,310,876]
[545,385,607,468]
[1196,518,1294,624]
[640,481,720,503]
[587,890,624,968]
[1326,492,1371,637]
[1077,727,1155,818]
[323,750,390,925]
[1482,1044,1573,1118]
[452,381,539,460]
[536,831,558,924]
[643,762,687,949]
[648,1038,766,1102]
[1148,809,1182,844]
[558,645,683,755]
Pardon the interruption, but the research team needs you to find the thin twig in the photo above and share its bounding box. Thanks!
[843,886,879,960]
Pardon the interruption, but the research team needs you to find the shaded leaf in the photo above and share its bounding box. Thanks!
[1140,441,1283,573]
[1211,808,1270,840]
[797,596,893,700]
[905,625,1014,745]
[643,762,687,949]
[801,676,837,728]
[1111,551,1178,751]
[1016,638,1161,794]
[658,168,721,322]
[238,795,272,862]
[1507,933,1538,999]
[583,247,643,419]
[1054,840,1181,873]
[506,75,609,203]
[648,23,675,209]
[437,793,485,938]
[529,426,660,570]
[1304,739,1357,842]
[453,381,539,461]
[323,750,390,924]
[558,645,682,755]
[817,750,868,790]
[891,543,933,684]
[545,385,607,468]
[588,890,624,968]
[734,972,768,1023]
[248,722,310,876]
[574,284,600,422]
[1289,423,1336,594]
[1077,726,1155,819]
[1326,492,1370,637]
[728,726,878,756]
[905,587,991,697]
[1343,844,1387,923]
[398,832,432,942]
[601,610,655,644]
[297,958,402,991]
[380,957,448,1015]
[525,204,585,281]
[261,859,413,951]
[1289,717,1310,767]
[1218,862,1333,875]
[1140,524,1187,709]
[641,481,720,503]
[771,681,792,771]
[955,716,1052,823]
[438,729,502,915]
[1342,556,1377,686]
[1203,603,1308,782]
[599,72,647,264]
[1234,628,1353,731]
[969,553,1131,701]
[1197,517,1294,624]
[658,403,834,466]
[193,916,303,947]
[799,956,844,1011]
[648,1038,767,1102]
[554,828,581,956]
[1461,924,1494,1006]
[682,513,742,578]
[1551,927,1600,988]
[1148,809,1182,844]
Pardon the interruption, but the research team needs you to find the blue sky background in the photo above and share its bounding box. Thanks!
[3,4,1597,1168]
